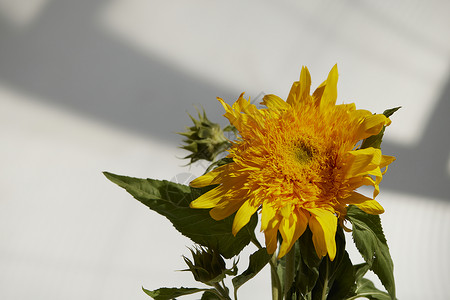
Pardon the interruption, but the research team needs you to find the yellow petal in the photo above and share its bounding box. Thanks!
[218,94,254,132]
[308,217,327,258]
[312,80,326,104]
[189,185,226,209]
[264,226,279,254]
[262,94,289,110]
[232,200,259,235]
[341,191,372,205]
[210,198,245,221]
[356,114,389,140]
[347,176,375,190]
[278,208,308,258]
[380,155,396,170]
[287,66,312,107]
[345,147,381,178]
[286,81,300,105]
[189,164,228,188]
[299,66,312,102]
[319,64,338,111]
[261,203,277,231]
[308,208,337,260]
[355,199,385,215]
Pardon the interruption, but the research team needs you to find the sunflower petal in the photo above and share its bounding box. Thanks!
[232,200,259,235]
[264,226,279,254]
[262,94,289,110]
[210,198,246,221]
[299,66,312,103]
[341,191,373,205]
[278,208,308,258]
[308,208,337,260]
[190,164,228,188]
[190,185,227,209]
[261,203,277,231]
[380,155,396,169]
[287,66,312,107]
[345,147,382,178]
[356,114,390,140]
[355,199,385,215]
[319,64,338,111]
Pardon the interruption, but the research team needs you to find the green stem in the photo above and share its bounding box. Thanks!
[284,248,295,298]
[250,237,282,300]
[321,258,329,300]
[270,253,282,300]
[214,282,231,300]
[250,235,263,250]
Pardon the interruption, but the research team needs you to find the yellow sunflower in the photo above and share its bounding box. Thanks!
[189,65,395,260]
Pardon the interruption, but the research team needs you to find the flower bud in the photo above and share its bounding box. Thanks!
[179,108,231,165]
[182,247,230,285]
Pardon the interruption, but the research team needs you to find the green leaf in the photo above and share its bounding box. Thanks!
[347,205,395,299]
[232,248,271,292]
[142,287,210,299]
[347,278,392,300]
[382,107,401,118]
[200,290,222,300]
[326,251,355,300]
[311,228,356,300]
[361,106,400,149]
[104,172,257,258]
[276,252,286,295]
[293,227,322,297]
[354,263,370,282]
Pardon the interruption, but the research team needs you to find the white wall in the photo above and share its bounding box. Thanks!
[1,0,449,299]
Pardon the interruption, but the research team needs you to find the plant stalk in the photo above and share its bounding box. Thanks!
[270,253,282,300]
[214,282,231,300]
[250,235,282,300]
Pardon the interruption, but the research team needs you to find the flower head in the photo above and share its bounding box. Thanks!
[190,65,395,260]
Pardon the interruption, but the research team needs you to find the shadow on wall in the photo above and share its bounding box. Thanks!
[0,0,448,201]
[381,71,450,201]
[0,0,235,145]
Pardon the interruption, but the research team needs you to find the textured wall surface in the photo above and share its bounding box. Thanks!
[1,1,449,299]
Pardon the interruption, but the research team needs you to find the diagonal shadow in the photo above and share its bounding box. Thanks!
[0,0,448,201]
[381,70,450,201]
[0,0,235,145]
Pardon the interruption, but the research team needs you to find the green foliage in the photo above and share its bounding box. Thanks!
[293,227,322,298]
[347,205,396,299]
[351,278,392,300]
[232,248,272,293]
[361,106,400,149]
[182,246,234,286]
[382,107,401,118]
[310,228,355,300]
[142,287,213,300]
[286,227,393,300]
[201,290,222,300]
[103,172,257,259]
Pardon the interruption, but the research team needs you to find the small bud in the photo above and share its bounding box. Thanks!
[179,108,231,165]
[182,247,235,285]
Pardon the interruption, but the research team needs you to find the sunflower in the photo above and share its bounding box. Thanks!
[189,65,395,260]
